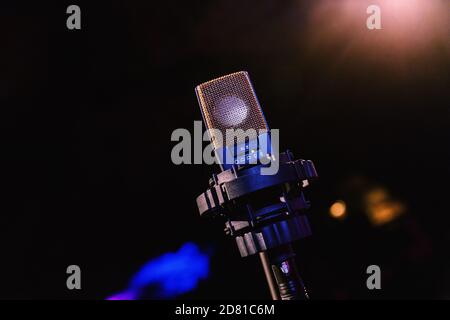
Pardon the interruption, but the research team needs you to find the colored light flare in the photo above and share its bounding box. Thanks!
[106,242,210,300]
[303,0,449,67]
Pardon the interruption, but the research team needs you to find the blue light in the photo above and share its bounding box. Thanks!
[107,242,210,300]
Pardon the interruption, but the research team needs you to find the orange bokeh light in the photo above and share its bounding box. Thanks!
[364,188,405,226]
[330,200,347,219]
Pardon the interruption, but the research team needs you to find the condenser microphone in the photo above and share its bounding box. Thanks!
[194,71,318,300]
[195,71,272,171]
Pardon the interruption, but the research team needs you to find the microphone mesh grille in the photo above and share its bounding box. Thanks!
[195,71,268,149]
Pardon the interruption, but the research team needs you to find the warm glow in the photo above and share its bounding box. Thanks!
[302,0,449,68]
[330,200,347,219]
[364,188,405,226]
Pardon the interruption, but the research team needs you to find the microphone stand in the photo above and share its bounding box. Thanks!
[260,245,309,300]
[196,151,317,300]
[259,251,279,300]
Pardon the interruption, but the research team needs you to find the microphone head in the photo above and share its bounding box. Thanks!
[195,71,269,151]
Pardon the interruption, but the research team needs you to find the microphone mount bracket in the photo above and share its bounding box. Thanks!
[196,151,318,257]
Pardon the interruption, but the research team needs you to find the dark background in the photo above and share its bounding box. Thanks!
[0,1,448,299]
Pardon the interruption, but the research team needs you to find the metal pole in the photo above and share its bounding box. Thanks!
[269,245,309,300]
[259,251,279,300]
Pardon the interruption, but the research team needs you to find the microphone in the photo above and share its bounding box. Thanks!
[195,71,273,172]
[195,71,318,300]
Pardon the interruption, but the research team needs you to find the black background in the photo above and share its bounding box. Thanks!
[0,1,448,299]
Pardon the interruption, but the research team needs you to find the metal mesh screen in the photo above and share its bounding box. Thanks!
[195,71,269,149]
